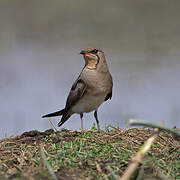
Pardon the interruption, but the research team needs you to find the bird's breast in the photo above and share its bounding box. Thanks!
[82,69,111,93]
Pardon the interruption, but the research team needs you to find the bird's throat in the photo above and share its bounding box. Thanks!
[86,56,100,70]
[87,61,97,69]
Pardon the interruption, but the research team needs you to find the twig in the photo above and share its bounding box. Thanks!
[48,119,57,132]
[119,130,159,180]
[129,119,180,137]
[40,144,58,180]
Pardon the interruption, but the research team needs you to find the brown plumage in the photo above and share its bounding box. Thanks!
[42,48,113,131]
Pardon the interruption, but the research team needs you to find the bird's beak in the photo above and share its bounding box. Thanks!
[80,50,86,55]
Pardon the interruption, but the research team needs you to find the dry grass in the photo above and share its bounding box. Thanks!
[0,127,179,180]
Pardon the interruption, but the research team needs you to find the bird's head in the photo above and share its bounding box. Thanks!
[80,48,105,69]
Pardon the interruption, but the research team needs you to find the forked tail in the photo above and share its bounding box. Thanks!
[42,109,65,118]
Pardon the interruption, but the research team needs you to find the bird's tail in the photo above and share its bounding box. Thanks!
[42,109,65,118]
[58,111,72,127]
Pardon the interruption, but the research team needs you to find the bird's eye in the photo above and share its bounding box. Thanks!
[90,49,98,54]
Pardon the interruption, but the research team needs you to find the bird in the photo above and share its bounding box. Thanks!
[42,48,113,132]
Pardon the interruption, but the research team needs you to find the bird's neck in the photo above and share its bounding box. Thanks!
[86,62,97,69]
[86,59,99,70]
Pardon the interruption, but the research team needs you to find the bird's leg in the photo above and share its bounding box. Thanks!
[94,110,101,132]
[80,113,84,130]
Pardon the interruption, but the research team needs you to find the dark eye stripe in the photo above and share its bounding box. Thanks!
[90,49,98,54]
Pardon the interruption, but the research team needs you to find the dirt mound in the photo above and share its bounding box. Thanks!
[0,128,179,179]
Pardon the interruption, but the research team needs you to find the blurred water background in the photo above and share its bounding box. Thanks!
[0,0,180,138]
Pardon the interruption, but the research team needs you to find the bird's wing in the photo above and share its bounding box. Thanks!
[57,78,87,127]
[65,78,87,111]
[104,73,113,101]
[104,91,112,101]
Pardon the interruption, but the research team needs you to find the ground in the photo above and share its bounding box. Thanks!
[0,126,179,180]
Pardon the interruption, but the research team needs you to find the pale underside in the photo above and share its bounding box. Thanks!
[71,94,106,114]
